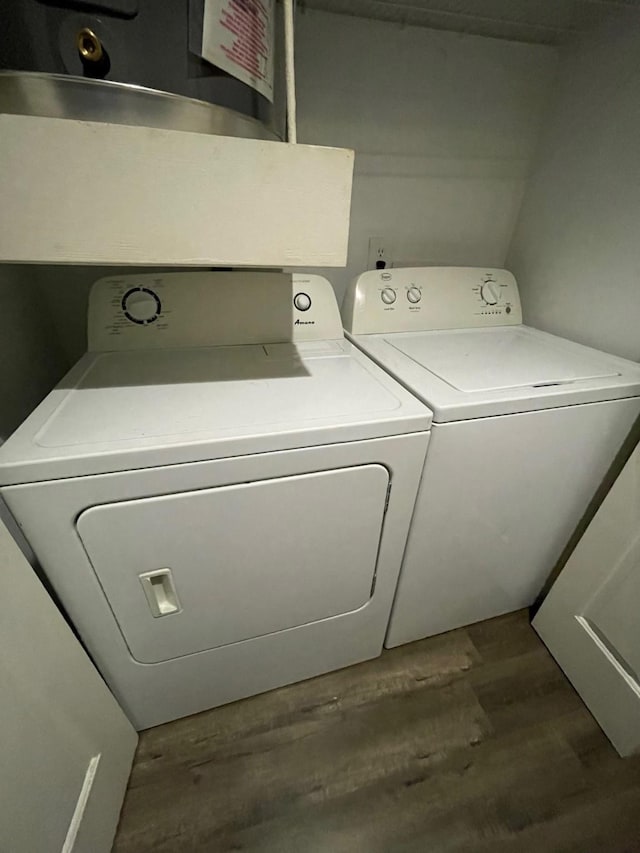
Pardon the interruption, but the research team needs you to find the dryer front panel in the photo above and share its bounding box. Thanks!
[1,434,428,728]
[76,465,390,664]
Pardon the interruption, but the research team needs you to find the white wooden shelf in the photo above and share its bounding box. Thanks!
[0,114,354,267]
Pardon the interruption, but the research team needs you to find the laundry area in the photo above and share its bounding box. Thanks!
[1,2,640,852]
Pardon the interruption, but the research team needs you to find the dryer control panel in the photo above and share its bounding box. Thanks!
[88,272,344,351]
[342,267,522,335]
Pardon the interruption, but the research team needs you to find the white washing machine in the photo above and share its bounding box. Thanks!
[0,271,431,729]
[342,267,640,648]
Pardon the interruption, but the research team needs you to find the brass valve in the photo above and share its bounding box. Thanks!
[77,28,104,63]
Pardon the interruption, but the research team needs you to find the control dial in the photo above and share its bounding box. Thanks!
[122,287,161,324]
[381,287,397,305]
[293,291,312,311]
[407,286,421,304]
[481,280,500,305]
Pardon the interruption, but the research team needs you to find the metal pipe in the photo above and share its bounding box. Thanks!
[283,0,297,143]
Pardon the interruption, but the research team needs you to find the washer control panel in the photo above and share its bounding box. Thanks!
[342,267,522,335]
[88,272,344,351]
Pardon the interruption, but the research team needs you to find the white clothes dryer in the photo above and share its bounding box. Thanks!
[0,271,431,729]
[342,267,640,648]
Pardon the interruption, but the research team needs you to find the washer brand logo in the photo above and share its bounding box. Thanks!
[381,273,392,280]
[295,319,315,325]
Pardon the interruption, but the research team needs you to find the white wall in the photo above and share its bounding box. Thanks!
[23,15,558,354]
[293,9,558,302]
[507,13,640,362]
[0,266,68,442]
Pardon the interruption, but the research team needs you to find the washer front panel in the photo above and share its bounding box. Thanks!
[385,398,640,648]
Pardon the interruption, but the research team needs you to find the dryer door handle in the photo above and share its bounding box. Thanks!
[139,568,181,618]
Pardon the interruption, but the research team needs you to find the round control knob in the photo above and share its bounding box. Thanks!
[122,287,161,324]
[407,286,421,304]
[293,291,312,311]
[481,280,500,305]
[381,287,396,305]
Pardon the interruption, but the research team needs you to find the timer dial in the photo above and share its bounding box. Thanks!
[381,287,397,305]
[122,287,161,324]
[293,292,312,311]
[481,280,500,305]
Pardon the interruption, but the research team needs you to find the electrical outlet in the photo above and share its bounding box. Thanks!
[368,236,394,271]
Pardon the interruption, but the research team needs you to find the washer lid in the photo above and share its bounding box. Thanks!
[0,340,431,484]
[391,326,619,392]
[349,325,640,422]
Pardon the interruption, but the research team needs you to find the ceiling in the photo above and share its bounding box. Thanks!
[300,0,640,45]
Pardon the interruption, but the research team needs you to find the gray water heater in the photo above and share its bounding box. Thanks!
[0,0,279,136]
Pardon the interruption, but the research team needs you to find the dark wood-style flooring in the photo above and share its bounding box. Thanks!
[112,611,640,852]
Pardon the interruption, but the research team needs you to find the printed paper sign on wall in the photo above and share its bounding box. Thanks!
[202,0,275,103]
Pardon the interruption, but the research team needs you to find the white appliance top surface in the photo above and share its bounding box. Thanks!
[350,325,640,422]
[0,271,431,484]
[40,343,405,447]
[391,326,619,392]
[0,340,431,484]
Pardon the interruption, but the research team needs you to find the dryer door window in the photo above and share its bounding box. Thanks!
[76,464,390,663]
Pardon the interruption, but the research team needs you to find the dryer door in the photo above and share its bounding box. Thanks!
[76,465,390,663]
